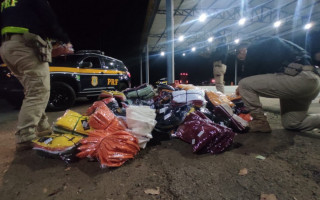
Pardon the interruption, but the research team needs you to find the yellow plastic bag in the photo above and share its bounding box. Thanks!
[54,110,93,136]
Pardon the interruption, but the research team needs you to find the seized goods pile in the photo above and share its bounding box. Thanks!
[32,83,251,168]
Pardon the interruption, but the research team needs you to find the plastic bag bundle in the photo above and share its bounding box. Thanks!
[88,103,126,132]
[54,110,92,136]
[175,111,235,154]
[124,84,155,100]
[77,130,140,167]
[99,90,126,101]
[213,104,249,133]
[126,98,154,106]
[176,84,199,90]
[172,89,206,107]
[33,133,83,161]
[126,106,157,148]
[155,104,193,132]
[205,90,235,108]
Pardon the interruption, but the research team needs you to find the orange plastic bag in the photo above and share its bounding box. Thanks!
[239,113,253,122]
[205,90,234,107]
[176,84,199,90]
[77,130,140,167]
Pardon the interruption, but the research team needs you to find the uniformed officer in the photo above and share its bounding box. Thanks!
[212,42,228,93]
[237,37,320,137]
[0,0,73,150]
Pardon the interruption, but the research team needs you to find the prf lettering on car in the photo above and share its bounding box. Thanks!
[1,0,18,12]
[107,78,118,86]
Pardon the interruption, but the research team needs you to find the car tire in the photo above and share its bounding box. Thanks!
[117,82,129,91]
[47,82,76,111]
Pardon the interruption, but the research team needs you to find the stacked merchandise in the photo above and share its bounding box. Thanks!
[32,83,252,167]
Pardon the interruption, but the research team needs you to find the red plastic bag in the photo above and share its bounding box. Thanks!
[175,111,235,154]
[77,129,140,167]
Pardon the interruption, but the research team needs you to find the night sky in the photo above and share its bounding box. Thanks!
[48,0,149,86]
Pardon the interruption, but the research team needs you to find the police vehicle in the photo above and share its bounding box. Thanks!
[0,50,131,111]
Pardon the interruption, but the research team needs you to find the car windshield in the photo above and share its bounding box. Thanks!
[50,55,83,67]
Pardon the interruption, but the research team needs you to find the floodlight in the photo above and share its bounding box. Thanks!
[160,51,165,56]
[238,18,246,25]
[199,13,207,22]
[234,38,240,44]
[182,53,186,56]
[178,35,184,42]
[191,47,196,52]
[208,37,214,42]
[273,20,282,28]
[304,23,313,30]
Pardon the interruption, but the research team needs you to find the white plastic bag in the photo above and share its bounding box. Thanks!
[126,106,157,148]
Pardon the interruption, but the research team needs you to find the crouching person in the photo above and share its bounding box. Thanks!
[236,37,320,137]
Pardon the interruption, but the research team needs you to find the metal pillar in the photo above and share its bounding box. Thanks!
[234,57,238,85]
[166,0,174,84]
[140,56,143,84]
[145,44,149,84]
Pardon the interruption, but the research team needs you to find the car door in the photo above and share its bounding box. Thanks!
[101,57,121,89]
[78,56,107,92]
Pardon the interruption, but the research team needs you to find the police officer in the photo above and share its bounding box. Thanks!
[0,0,73,150]
[212,42,228,93]
[237,37,320,137]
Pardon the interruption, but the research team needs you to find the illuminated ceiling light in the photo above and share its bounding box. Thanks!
[199,13,207,22]
[234,38,240,44]
[110,62,114,65]
[160,51,165,56]
[208,37,214,43]
[304,23,313,30]
[191,47,196,52]
[182,53,186,56]
[238,18,246,25]
[178,35,184,42]
[273,20,282,28]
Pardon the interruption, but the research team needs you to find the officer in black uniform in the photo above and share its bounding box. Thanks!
[0,0,73,150]
[237,37,320,137]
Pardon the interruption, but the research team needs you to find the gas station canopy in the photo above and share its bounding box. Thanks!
[142,0,320,54]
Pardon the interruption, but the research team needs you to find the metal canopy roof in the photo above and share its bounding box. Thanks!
[144,0,320,54]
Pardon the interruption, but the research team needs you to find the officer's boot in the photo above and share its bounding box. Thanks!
[249,113,272,133]
[37,115,52,137]
[15,127,37,151]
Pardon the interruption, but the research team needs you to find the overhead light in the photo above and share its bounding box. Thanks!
[160,51,165,56]
[304,23,313,30]
[238,18,246,25]
[208,37,214,43]
[273,20,282,28]
[178,35,184,42]
[191,47,196,52]
[182,53,186,56]
[234,38,240,44]
[199,13,207,22]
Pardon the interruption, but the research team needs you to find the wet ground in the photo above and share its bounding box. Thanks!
[0,98,319,200]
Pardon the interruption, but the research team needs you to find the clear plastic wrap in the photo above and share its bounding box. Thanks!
[33,133,83,162]
[124,84,155,100]
[172,89,206,107]
[88,102,126,132]
[126,106,157,148]
[176,84,200,90]
[76,129,140,168]
[54,110,92,136]
[175,111,235,154]
[213,104,248,133]
[205,90,235,108]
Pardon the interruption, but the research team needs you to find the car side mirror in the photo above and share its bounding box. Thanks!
[79,62,93,68]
